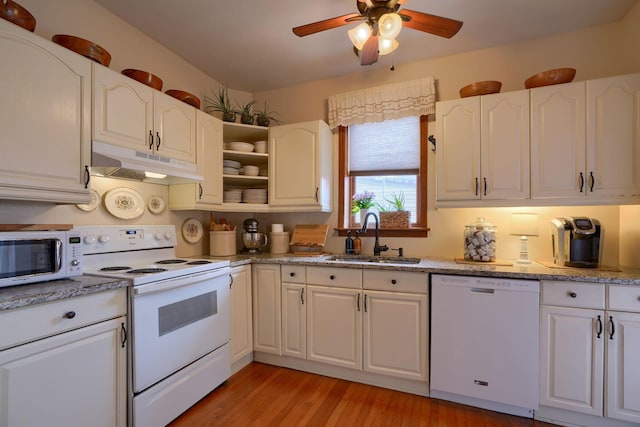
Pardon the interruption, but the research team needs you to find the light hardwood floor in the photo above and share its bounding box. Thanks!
[168,362,558,427]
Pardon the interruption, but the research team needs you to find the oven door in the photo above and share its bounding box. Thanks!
[131,267,231,393]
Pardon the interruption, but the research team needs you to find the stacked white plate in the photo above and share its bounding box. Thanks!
[223,159,241,175]
[242,188,267,204]
[223,189,242,203]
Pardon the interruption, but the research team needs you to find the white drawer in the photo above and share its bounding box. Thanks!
[608,285,640,312]
[306,266,362,289]
[0,288,127,351]
[363,270,428,294]
[281,265,306,284]
[542,281,605,309]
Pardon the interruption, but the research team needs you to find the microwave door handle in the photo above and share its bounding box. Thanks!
[55,239,63,272]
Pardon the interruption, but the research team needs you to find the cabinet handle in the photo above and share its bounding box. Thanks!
[475,177,479,196]
[609,315,615,339]
[300,288,305,305]
[579,172,584,192]
[596,315,603,339]
[483,177,488,196]
[474,380,489,387]
[121,322,127,348]
[568,292,577,298]
[589,172,595,192]
[315,187,319,202]
[357,293,360,311]
[156,132,161,150]
[391,279,397,285]
[63,311,76,319]
[329,275,335,280]
[229,274,234,289]
[148,130,154,149]
[83,165,90,188]
[198,183,203,199]
[364,294,368,312]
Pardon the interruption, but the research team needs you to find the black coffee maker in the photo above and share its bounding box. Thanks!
[551,217,602,268]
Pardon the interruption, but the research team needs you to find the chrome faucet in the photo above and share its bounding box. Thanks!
[361,212,388,256]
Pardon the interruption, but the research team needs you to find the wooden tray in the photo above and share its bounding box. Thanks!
[290,224,329,249]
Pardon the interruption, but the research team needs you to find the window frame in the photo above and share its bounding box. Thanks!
[336,115,430,237]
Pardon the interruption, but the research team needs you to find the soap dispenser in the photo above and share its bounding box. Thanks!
[345,230,354,254]
[353,231,362,255]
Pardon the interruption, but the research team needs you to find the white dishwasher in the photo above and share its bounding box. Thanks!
[430,274,540,418]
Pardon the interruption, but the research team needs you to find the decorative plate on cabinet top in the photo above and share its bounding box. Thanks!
[147,195,166,214]
[76,189,101,212]
[104,187,144,219]
[182,218,203,243]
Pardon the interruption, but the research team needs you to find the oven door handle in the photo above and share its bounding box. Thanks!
[133,268,230,296]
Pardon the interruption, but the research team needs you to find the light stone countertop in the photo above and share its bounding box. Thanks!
[0,275,130,311]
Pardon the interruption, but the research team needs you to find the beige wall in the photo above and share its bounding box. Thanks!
[1,0,639,265]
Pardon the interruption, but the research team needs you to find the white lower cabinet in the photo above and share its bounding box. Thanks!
[281,265,307,359]
[252,264,282,355]
[231,265,253,368]
[539,281,640,426]
[0,289,127,427]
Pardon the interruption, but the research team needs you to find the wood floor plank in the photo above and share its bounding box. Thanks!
[168,362,558,427]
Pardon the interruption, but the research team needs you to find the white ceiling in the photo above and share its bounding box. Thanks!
[94,0,638,93]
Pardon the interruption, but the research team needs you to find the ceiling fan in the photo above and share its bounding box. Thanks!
[292,0,463,66]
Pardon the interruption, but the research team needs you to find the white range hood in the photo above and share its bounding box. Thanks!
[91,140,203,185]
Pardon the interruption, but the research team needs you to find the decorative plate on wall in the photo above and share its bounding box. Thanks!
[76,189,101,212]
[147,195,166,214]
[182,218,203,243]
[104,187,144,219]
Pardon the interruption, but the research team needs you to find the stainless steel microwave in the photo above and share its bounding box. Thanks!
[0,230,83,288]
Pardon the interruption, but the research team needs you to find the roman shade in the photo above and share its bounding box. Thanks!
[327,77,435,129]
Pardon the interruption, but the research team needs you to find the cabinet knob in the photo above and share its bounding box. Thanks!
[568,292,577,298]
[329,275,335,280]
[64,311,76,319]
[290,272,295,277]
[391,279,397,285]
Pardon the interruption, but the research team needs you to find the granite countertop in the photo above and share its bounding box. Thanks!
[0,275,130,311]
[206,253,640,286]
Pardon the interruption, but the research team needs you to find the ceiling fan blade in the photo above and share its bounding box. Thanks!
[360,34,379,66]
[399,9,463,38]
[292,13,361,37]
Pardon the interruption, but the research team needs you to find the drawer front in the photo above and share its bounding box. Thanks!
[608,285,640,312]
[363,270,428,294]
[542,281,605,309]
[281,265,306,284]
[0,288,127,351]
[306,266,362,289]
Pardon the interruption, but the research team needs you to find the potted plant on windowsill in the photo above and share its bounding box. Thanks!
[254,101,282,127]
[204,84,236,122]
[378,192,410,228]
[352,191,375,225]
[235,99,256,125]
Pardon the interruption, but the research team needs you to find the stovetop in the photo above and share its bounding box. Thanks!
[77,225,229,286]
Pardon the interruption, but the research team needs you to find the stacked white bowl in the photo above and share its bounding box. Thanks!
[242,188,267,204]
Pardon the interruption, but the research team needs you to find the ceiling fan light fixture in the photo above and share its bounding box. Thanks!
[378,12,402,39]
[348,22,372,50]
[378,36,399,56]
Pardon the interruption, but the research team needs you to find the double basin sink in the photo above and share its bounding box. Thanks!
[326,255,422,265]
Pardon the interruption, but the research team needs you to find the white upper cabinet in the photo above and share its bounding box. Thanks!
[0,20,91,203]
[93,65,196,163]
[436,90,529,202]
[269,120,332,211]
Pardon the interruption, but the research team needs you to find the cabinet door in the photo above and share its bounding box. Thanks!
[531,81,587,198]
[93,64,154,152]
[306,285,361,370]
[586,73,640,199]
[435,97,481,201]
[0,316,127,427]
[480,90,530,200]
[252,264,281,355]
[606,311,640,423]
[539,305,604,416]
[269,120,331,210]
[0,21,91,203]
[281,283,306,359]
[363,290,427,381]
[154,91,197,163]
[230,265,252,364]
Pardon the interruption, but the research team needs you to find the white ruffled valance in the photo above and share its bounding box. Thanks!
[328,77,435,129]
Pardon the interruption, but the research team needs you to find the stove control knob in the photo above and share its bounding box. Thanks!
[154,232,164,241]
[83,235,96,244]
[98,235,110,244]
[164,231,173,240]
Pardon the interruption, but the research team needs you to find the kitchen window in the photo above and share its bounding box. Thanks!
[337,115,429,237]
